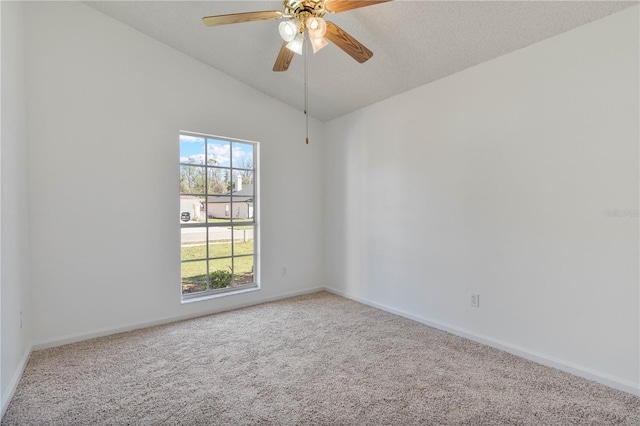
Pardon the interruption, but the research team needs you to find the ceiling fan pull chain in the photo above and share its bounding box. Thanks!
[304,32,309,145]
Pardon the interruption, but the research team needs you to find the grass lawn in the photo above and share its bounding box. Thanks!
[181,240,254,293]
[181,239,253,260]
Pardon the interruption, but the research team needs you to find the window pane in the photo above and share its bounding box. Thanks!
[206,197,231,219]
[181,227,207,261]
[234,256,254,286]
[206,167,230,196]
[182,261,207,294]
[231,170,254,222]
[180,135,205,165]
[206,168,231,220]
[207,139,231,167]
[232,142,254,170]
[232,215,254,224]
[180,195,204,223]
[233,226,254,256]
[233,170,254,186]
[209,258,232,289]
[180,166,205,194]
[208,226,232,258]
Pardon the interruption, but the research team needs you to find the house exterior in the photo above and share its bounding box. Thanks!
[180,195,203,222]
[207,180,254,219]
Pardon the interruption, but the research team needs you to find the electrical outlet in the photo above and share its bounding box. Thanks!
[282,267,287,276]
[470,293,480,308]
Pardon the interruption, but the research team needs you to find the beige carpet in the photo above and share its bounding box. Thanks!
[3,291,639,425]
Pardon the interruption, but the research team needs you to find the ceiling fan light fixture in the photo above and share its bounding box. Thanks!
[306,17,327,39]
[278,19,300,42]
[310,36,328,53]
[286,32,304,55]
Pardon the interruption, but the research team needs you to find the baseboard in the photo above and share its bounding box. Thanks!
[33,286,325,351]
[1,345,33,419]
[324,287,640,397]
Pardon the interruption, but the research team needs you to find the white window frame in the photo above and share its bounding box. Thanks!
[179,131,259,302]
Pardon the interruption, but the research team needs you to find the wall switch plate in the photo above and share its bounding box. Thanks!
[470,293,480,308]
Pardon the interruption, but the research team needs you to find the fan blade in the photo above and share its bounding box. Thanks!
[325,0,391,14]
[273,42,294,72]
[325,21,373,63]
[202,11,283,27]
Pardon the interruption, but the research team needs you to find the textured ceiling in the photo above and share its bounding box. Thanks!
[85,1,637,122]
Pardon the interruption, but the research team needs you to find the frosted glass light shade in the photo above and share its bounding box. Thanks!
[286,32,304,55]
[305,17,326,39]
[310,36,328,53]
[279,19,300,42]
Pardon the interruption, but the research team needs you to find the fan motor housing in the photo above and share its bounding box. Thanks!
[283,0,326,20]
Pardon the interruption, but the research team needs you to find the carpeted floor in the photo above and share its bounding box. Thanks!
[3,291,639,425]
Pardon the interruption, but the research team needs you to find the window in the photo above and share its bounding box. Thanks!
[179,132,258,299]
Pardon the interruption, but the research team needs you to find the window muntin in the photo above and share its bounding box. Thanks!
[179,132,258,299]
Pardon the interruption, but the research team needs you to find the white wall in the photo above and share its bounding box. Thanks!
[1,1,31,415]
[24,1,324,346]
[4,0,638,412]
[324,6,639,394]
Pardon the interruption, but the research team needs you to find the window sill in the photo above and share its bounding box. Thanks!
[180,284,260,304]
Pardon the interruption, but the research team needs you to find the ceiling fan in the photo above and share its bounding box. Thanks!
[202,0,391,72]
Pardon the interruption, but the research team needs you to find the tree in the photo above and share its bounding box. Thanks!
[206,159,226,195]
[239,157,254,185]
[225,169,235,191]
[180,166,205,194]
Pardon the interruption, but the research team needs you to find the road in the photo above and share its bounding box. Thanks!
[181,226,254,243]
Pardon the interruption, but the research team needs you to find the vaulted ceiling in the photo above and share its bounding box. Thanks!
[86,1,636,121]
